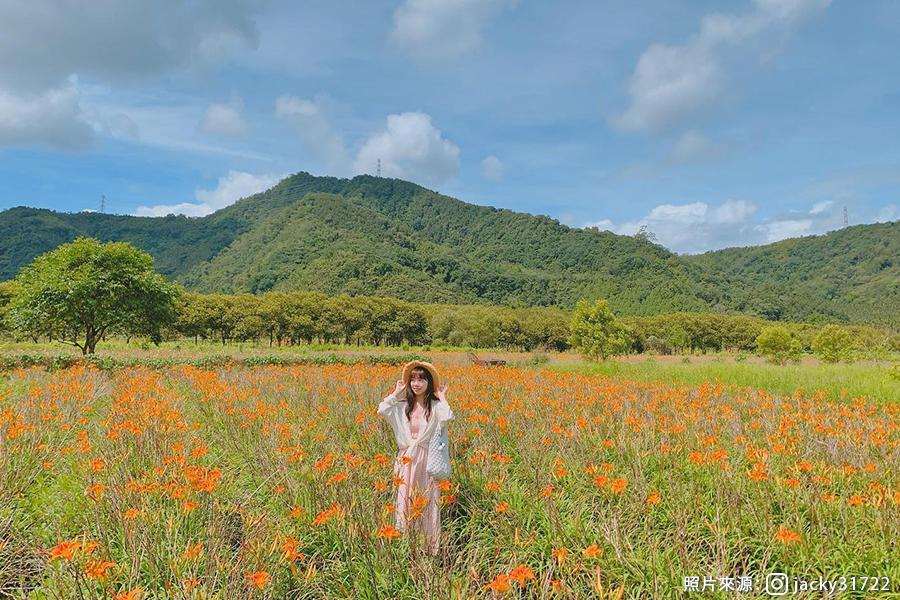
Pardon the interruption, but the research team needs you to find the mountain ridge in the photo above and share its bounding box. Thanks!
[1,171,896,324]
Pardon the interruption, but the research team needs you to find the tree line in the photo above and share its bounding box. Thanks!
[0,237,896,359]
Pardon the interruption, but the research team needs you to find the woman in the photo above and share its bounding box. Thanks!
[377,360,454,556]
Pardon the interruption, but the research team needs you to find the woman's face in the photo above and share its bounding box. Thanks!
[408,369,430,396]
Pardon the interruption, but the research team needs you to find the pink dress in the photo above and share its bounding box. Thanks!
[394,402,441,552]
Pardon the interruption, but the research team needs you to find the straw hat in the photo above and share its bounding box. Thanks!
[401,360,441,390]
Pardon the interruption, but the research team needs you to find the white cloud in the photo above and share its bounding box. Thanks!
[876,204,898,223]
[619,200,760,250]
[584,198,852,253]
[753,200,844,244]
[275,95,348,172]
[669,130,726,164]
[557,212,581,227]
[390,0,516,62]
[82,91,272,160]
[612,0,830,133]
[353,112,460,186]
[585,218,614,231]
[133,170,281,217]
[0,0,262,148]
[200,98,249,137]
[273,99,464,186]
[0,80,94,149]
[612,42,721,133]
[757,217,813,242]
[0,0,261,93]
[809,200,833,214]
[103,112,141,140]
[481,155,505,180]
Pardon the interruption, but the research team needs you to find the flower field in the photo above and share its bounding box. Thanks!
[0,363,897,598]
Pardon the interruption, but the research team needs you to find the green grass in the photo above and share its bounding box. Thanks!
[0,338,502,356]
[2,362,897,597]
[546,359,900,405]
[3,338,898,404]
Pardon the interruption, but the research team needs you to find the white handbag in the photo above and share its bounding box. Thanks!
[426,422,451,481]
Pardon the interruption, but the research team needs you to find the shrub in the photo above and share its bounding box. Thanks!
[643,335,671,355]
[568,298,632,361]
[812,325,854,363]
[756,326,803,365]
[889,363,900,382]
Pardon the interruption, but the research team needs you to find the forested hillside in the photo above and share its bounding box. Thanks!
[682,221,899,324]
[1,172,896,324]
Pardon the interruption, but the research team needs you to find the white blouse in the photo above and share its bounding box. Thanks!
[377,391,455,462]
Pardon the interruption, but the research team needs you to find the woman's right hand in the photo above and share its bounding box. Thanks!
[393,379,406,396]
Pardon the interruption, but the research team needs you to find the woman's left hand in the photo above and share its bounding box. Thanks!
[436,383,448,402]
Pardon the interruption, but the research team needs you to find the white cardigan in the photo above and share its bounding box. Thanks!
[377,391,455,472]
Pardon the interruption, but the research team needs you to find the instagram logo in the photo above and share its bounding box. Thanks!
[765,573,790,596]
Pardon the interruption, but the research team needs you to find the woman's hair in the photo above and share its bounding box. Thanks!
[404,366,440,421]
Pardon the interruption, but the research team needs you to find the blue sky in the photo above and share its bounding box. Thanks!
[1,0,898,253]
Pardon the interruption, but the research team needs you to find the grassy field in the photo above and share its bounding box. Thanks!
[1,355,897,598]
[546,358,900,407]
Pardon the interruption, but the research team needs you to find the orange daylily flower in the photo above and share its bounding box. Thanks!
[84,559,117,580]
[377,524,402,541]
[281,536,304,561]
[326,471,347,486]
[48,540,81,562]
[311,503,343,526]
[508,564,536,586]
[86,483,107,501]
[181,543,203,560]
[245,571,270,590]
[485,573,512,593]
[609,478,629,494]
[774,528,802,545]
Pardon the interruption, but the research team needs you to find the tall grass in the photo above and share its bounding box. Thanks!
[0,363,897,598]
[547,359,899,405]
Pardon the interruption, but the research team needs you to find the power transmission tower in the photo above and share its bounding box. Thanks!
[843,206,848,227]
[376,158,381,177]
[100,194,106,213]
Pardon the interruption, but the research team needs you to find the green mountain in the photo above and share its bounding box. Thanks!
[682,221,899,324]
[1,172,896,324]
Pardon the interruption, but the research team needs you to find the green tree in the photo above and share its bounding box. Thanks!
[666,324,691,353]
[568,298,632,361]
[756,325,802,365]
[812,325,854,363]
[0,280,21,338]
[172,291,211,344]
[9,237,180,354]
